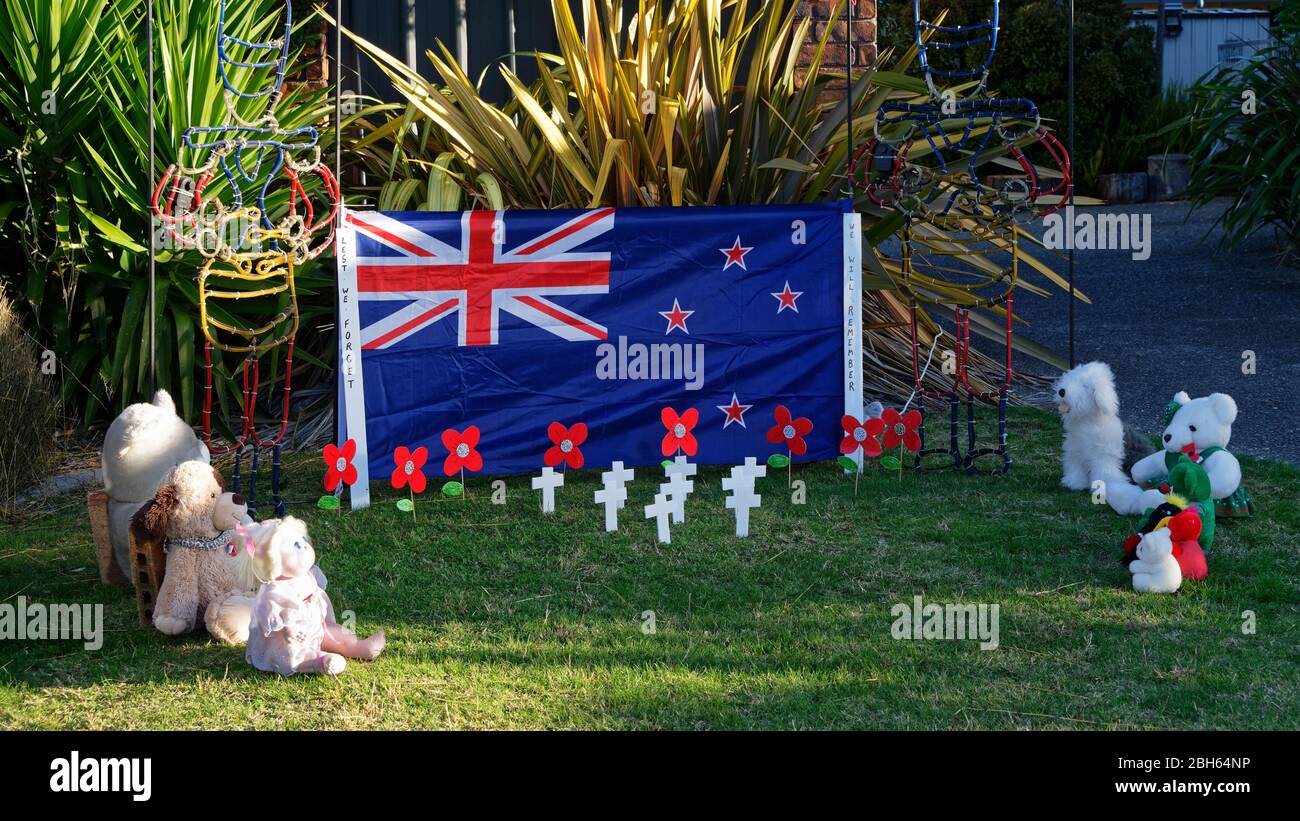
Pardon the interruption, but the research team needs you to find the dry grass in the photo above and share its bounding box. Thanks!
[0,291,59,516]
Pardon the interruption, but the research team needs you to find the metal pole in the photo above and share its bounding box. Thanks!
[147,0,157,395]
[455,0,468,72]
[845,0,854,197]
[334,0,343,446]
[1067,0,1075,369]
[1156,1,1166,92]
[335,0,342,194]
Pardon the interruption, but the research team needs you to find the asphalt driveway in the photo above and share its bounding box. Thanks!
[1011,199,1300,464]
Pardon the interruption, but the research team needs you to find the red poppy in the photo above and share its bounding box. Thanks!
[660,407,699,457]
[442,426,483,476]
[881,408,922,453]
[841,414,885,457]
[322,440,358,491]
[766,405,814,456]
[391,446,429,493]
[544,421,588,469]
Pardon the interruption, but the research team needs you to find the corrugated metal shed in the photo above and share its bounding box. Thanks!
[1133,6,1274,89]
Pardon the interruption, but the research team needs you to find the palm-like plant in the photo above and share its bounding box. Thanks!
[333,0,1079,398]
[0,0,333,427]
[0,0,141,421]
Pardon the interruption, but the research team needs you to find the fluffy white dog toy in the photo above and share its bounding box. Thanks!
[1053,362,1151,491]
[1129,527,1182,594]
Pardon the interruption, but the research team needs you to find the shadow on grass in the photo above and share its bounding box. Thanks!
[3,408,1298,728]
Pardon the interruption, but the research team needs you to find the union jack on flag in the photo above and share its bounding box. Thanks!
[348,208,614,348]
[336,201,861,505]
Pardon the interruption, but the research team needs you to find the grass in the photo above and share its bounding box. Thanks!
[1,407,1298,729]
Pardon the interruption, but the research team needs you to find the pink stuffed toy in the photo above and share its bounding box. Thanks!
[242,516,384,676]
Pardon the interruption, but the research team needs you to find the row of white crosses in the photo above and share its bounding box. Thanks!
[532,456,767,543]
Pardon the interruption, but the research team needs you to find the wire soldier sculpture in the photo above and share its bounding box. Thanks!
[151,0,338,513]
[850,0,1070,475]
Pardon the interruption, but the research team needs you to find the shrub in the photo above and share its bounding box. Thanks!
[1178,20,1300,261]
[877,0,1159,193]
[1083,88,1198,189]
[338,0,1085,397]
[0,289,58,514]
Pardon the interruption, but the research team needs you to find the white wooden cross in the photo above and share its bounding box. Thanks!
[594,463,634,532]
[605,461,634,510]
[661,456,697,523]
[722,457,766,537]
[644,493,673,544]
[532,466,565,514]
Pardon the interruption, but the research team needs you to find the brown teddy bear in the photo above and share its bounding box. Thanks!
[131,460,253,642]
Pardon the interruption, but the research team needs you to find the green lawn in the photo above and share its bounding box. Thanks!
[2,408,1298,729]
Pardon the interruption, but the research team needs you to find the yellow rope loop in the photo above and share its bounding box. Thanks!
[899,221,1020,309]
[197,250,299,353]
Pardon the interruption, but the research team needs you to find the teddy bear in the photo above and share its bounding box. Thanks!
[130,460,254,640]
[1104,392,1252,537]
[102,390,209,584]
[242,516,385,676]
[1129,527,1182,594]
[1121,454,1211,580]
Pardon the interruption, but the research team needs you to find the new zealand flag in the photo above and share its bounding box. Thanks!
[336,200,861,503]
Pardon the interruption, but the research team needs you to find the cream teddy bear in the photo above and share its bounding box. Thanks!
[130,460,252,640]
[102,390,209,584]
[1129,527,1182,594]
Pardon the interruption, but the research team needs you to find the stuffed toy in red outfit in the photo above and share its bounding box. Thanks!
[1121,456,1210,581]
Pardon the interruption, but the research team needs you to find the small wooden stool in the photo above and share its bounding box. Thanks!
[86,490,128,586]
[128,528,167,628]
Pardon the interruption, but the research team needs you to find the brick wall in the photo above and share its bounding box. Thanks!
[288,0,329,88]
[797,0,878,83]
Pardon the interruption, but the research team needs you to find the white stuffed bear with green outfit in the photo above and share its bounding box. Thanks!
[1105,391,1254,547]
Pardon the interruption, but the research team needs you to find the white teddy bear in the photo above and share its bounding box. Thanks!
[1129,527,1182,594]
[101,390,209,583]
[1105,392,1248,529]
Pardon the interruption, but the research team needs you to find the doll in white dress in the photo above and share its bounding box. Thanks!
[243,517,385,675]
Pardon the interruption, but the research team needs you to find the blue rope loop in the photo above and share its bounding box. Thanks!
[217,0,293,102]
[914,0,1000,94]
[183,125,320,153]
[180,122,320,237]
[875,96,1042,209]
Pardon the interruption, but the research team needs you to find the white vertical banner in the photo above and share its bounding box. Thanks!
[336,207,371,509]
[842,210,864,474]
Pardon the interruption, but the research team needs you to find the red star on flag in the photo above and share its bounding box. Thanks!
[771,281,802,313]
[720,237,753,270]
[659,298,694,334]
[716,393,753,429]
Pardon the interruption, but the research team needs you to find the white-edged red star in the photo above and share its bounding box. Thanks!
[717,393,753,429]
[720,237,753,270]
[659,298,694,334]
[771,281,802,313]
